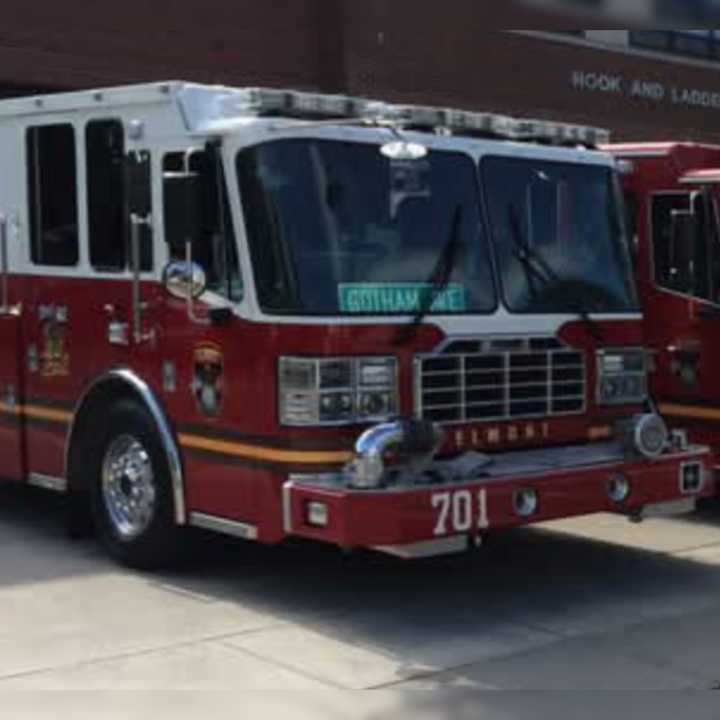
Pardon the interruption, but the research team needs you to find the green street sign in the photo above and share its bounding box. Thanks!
[339,283,467,314]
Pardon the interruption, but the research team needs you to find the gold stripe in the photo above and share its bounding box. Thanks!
[0,401,351,465]
[659,403,720,421]
[23,404,73,423]
[0,402,22,416]
[179,433,353,465]
[0,402,72,423]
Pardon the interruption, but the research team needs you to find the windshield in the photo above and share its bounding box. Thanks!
[237,139,496,316]
[482,156,639,314]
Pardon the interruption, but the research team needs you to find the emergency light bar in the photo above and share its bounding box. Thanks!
[180,85,610,147]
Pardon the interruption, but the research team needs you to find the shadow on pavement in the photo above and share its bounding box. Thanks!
[2,481,720,689]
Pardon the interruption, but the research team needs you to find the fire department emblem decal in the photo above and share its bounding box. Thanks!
[192,344,224,416]
[670,344,700,391]
[40,319,70,377]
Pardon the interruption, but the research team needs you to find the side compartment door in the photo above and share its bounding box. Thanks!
[0,217,25,481]
[0,311,24,481]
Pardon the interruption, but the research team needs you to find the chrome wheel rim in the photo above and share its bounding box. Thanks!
[101,434,156,541]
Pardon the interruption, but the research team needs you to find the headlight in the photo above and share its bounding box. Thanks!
[597,349,647,405]
[632,413,668,459]
[319,392,354,423]
[279,356,398,426]
[359,358,396,387]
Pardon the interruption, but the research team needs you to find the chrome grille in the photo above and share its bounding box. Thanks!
[415,337,586,424]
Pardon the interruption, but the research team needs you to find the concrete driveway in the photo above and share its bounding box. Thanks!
[2,484,720,694]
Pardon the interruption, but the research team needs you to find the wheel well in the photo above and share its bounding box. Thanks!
[66,379,137,495]
[65,374,186,525]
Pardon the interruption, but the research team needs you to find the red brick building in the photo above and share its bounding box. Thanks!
[3,3,720,142]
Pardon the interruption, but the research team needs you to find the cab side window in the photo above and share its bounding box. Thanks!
[27,124,79,266]
[652,192,716,301]
[162,150,242,301]
[85,120,153,273]
[86,119,126,271]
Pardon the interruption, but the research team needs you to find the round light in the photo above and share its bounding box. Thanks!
[380,141,428,161]
[319,392,353,421]
[607,473,630,503]
[621,375,644,399]
[601,376,622,400]
[360,391,392,417]
[513,488,539,518]
[633,414,668,459]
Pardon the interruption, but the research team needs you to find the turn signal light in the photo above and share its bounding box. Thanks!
[513,488,539,518]
[607,473,631,503]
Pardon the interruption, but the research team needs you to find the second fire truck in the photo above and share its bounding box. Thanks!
[0,83,709,568]
[607,141,720,487]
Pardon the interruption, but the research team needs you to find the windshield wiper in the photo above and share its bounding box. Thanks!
[395,204,463,345]
[507,205,604,341]
[507,205,555,296]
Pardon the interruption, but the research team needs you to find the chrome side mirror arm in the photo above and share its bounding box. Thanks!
[184,241,210,326]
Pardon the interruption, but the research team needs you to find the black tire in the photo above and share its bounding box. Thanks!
[88,398,183,570]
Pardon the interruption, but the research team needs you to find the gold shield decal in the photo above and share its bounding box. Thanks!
[193,344,224,416]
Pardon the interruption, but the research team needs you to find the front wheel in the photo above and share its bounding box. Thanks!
[89,399,183,570]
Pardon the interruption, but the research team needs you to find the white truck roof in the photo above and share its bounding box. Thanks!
[0,81,611,147]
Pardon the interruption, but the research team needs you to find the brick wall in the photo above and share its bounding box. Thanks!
[0,0,325,90]
[338,17,720,142]
[2,3,720,141]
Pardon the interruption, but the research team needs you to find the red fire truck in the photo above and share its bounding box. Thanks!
[0,82,709,569]
[606,141,720,483]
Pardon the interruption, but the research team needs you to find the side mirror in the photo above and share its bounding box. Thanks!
[162,260,207,300]
[163,172,203,250]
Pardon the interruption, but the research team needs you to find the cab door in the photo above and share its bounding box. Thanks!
[156,144,250,520]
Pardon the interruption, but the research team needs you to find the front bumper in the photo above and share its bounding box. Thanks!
[282,441,713,555]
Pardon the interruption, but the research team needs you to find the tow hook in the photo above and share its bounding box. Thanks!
[628,507,644,524]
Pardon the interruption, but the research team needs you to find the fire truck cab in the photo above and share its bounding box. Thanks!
[0,83,709,568]
[606,142,720,478]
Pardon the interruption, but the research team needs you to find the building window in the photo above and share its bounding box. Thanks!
[630,30,720,60]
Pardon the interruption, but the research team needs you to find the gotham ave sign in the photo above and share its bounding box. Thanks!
[571,71,720,110]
